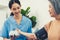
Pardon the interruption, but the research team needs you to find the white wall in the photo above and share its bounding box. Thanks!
[0,9,6,30]
[0,0,54,32]
[20,0,53,30]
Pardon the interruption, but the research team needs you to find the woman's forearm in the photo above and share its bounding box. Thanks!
[20,31,37,39]
[20,31,28,36]
[20,31,34,38]
[3,38,10,40]
[16,29,33,37]
[16,29,37,39]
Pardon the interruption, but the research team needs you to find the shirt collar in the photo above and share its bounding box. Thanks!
[9,16,23,25]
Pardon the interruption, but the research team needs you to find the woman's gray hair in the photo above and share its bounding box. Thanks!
[49,0,60,14]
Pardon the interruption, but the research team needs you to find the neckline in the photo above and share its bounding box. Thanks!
[12,15,23,25]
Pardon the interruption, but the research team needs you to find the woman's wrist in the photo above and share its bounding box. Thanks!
[17,29,23,35]
[16,29,21,34]
[19,31,23,34]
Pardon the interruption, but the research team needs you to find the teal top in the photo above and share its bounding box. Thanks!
[1,16,32,40]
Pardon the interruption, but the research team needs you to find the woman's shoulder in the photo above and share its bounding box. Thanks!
[22,16,32,22]
[44,21,53,32]
[4,16,13,23]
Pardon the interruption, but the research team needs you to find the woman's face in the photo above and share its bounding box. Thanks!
[11,3,21,16]
[49,2,57,17]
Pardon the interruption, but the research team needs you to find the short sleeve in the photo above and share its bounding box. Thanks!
[1,21,9,38]
[20,16,32,33]
[27,20,32,33]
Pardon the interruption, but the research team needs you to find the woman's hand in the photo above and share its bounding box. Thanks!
[9,30,20,37]
[15,28,22,34]
[16,29,37,40]
[9,31,15,37]
[27,33,37,40]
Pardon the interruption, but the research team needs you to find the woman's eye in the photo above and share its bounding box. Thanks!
[49,5,51,8]
[17,7,20,9]
[13,8,16,10]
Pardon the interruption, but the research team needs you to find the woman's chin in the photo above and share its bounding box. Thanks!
[15,13,19,16]
[50,15,55,17]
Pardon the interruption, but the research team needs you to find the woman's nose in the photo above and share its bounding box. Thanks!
[48,9,50,12]
[16,10,19,12]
